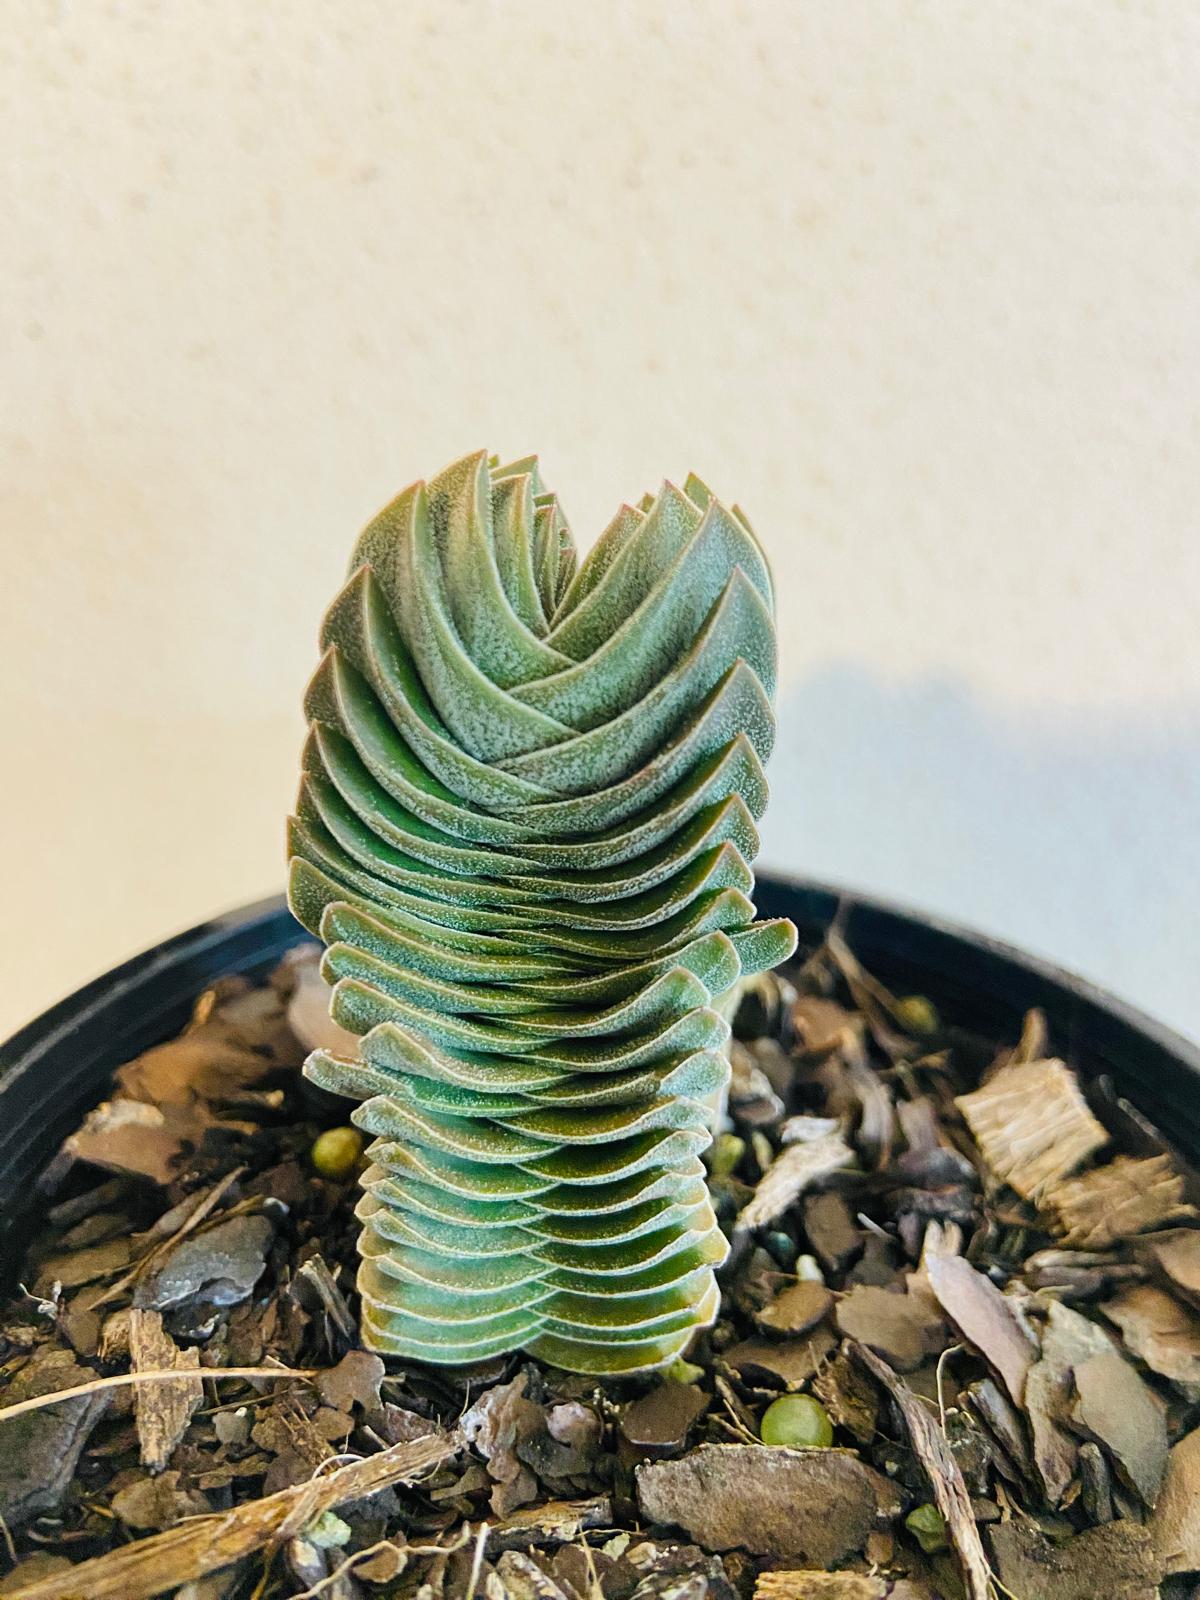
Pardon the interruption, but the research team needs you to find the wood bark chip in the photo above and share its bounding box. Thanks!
[754,1280,834,1337]
[1102,1282,1200,1396]
[488,1496,613,1552]
[1071,1349,1169,1508]
[1046,1154,1196,1248]
[1023,1297,1114,1506]
[735,1131,854,1234]
[850,1343,992,1600]
[619,1381,710,1456]
[0,1349,111,1529]
[833,1284,945,1373]
[3,1426,462,1600]
[129,1309,203,1473]
[1151,1425,1200,1575]
[635,1442,901,1566]
[722,1329,837,1391]
[987,1518,1161,1600]
[924,1253,1036,1404]
[1145,1227,1200,1307]
[955,1058,1108,1201]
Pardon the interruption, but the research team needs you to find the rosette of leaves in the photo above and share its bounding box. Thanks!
[288,449,796,1374]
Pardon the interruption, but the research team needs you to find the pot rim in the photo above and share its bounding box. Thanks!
[3,876,1196,1073]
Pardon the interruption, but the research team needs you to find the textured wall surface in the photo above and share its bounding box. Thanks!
[3,1,1198,1040]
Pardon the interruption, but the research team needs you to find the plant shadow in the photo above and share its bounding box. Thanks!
[761,666,1200,1043]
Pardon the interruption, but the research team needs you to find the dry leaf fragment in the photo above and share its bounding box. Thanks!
[924,1254,1036,1404]
[129,1308,203,1473]
[1102,1283,1200,1396]
[112,1470,209,1531]
[62,1097,203,1187]
[463,1371,546,1517]
[790,996,858,1056]
[955,1058,1108,1201]
[736,1132,854,1233]
[1047,1154,1196,1248]
[314,1349,385,1414]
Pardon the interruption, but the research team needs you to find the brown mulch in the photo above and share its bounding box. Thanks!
[2,936,1199,1600]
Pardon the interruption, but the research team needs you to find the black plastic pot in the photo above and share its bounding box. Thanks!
[3,878,1198,1269]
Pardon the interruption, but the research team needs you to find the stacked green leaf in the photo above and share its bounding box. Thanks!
[288,449,796,1374]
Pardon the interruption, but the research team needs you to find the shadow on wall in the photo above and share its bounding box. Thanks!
[759,666,1200,1044]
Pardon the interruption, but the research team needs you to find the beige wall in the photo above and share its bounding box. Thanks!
[3,2,1198,1041]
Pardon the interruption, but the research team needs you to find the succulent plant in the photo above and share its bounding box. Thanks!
[287,449,796,1374]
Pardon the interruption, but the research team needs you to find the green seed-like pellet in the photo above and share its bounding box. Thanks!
[760,1393,834,1449]
[310,1126,364,1179]
[895,994,940,1036]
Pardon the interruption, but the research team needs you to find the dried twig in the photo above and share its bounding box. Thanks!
[0,1365,318,1427]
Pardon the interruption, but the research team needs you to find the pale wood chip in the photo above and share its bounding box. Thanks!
[130,1310,203,1474]
[754,1574,887,1599]
[955,1058,1108,1201]
[1047,1154,1197,1249]
[735,1131,854,1233]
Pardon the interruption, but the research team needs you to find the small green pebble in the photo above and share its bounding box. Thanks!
[310,1126,364,1179]
[665,1357,705,1385]
[708,1133,746,1179]
[765,1230,796,1267]
[760,1394,834,1449]
[795,1253,825,1283]
[895,994,940,1036]
[905,1502,948,1553]
[306,1510,352,1549]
